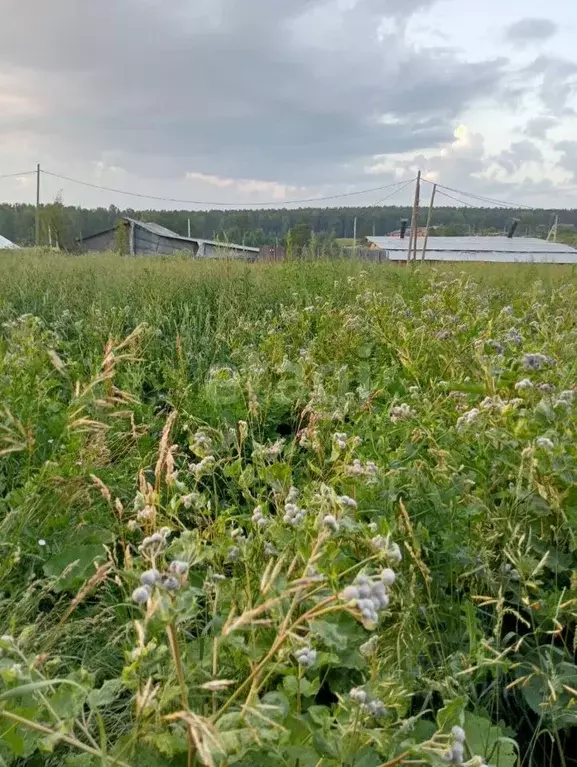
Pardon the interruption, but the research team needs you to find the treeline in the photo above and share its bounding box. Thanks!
[0,200,574,248]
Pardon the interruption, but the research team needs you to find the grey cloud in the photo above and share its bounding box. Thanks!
[494,140,543,175]
[505,18,557,45]
[555,140,577,180]
[523,56,577,114]
[0,0,507,189]
[525,116,558,139]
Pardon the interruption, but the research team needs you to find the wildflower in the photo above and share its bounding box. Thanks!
[38,539,46,547]
[140,569,161,587]
[436,330,452,341]
[211,573,226,582]
[456,408,479,431]
[181,493,201,510]
[190,430,213,457]
[345,459,364,476]
[452,725,466,743]
[333,432,348,450]
[505,327,523,345]
[479,396,507,412]
[168,560,189,576]
[522,353,554,371]
[322,514,339,533]
[137,506,155,522]
[264,542,278,557]
[349,687,368,704]
[486,339,504,354]
[337,495,357,509]
[368,699,387,718]
[189,456,216,479]
[448,742,465,764]
[132,585,151,605]
[359,635,379,657]
[227,547,241,561]
[559,389,575,401]
[515,378,533,391]
[386,542,402,564]
[161,576,180,591]
[340,572,393,626]
[380,568,396,586]
[536,437,554,450]
[286,486,299,504]
[368,522,378,533]
[283,502,306,526]
[390,403,415,422]
[252,505,269,528]
[538,383,555,393]
[294,646,316,668]
[501,305,513,315]
[139,532,166,553]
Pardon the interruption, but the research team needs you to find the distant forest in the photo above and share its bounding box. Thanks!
[1,200,576,249]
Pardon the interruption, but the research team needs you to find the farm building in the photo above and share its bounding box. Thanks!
[0,232,18,249]
[365,236,577,264]
[79,217,259,259]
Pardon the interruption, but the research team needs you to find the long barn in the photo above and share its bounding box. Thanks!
[366,235,577,264]
[80,217,259,259]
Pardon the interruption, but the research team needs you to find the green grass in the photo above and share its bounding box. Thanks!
[0,249,576,766]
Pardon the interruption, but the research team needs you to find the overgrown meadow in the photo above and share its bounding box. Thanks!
[0,251,576,767]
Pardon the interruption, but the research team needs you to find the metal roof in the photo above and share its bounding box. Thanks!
[0,233,18,249]
[366,236,577,264]
[82,217,259,252]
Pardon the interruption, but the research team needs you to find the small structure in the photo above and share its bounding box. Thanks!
[0,233,19,249]
[80,217,259,259]
[259,244,286,261]
[366,236,577,264]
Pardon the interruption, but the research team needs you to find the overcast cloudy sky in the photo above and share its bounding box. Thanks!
[1,0,576,210]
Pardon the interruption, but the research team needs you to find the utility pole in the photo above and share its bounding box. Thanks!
[421,182,437,261]
[187,218,191,238]
[35,163,41,246]
[407,171,421,263]
[353,216,357,256]
[546,214,558,242]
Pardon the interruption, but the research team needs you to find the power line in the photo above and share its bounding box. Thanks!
[435,188,477,208]
[0,170,36,180]
[40,170,414,208]
[374,177,415,206]
[422,177,534,210]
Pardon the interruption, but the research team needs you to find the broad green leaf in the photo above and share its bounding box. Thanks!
[87,678,124,708]
[436,696,467,731]
[464,712,517,767]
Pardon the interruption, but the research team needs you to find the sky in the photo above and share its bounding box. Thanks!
[1,0,577,211]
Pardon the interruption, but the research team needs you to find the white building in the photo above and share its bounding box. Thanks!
[366,236,577,264]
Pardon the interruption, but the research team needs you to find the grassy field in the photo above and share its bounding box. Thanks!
[0,250,576,766]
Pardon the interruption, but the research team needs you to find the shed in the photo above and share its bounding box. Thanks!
[365,236,577,264]
[0,233,19,249]
[80,217,259,258]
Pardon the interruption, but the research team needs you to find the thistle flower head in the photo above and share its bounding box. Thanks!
[132,585,151,605]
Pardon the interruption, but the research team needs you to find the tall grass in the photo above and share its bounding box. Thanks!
[0,249,576,766]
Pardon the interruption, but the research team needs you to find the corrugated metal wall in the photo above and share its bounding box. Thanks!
[133,227,197,256]
[82,230,116,252]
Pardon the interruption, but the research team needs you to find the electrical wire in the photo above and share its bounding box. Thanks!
[374,177,415,206]
[0,170,36,180]
[435,188,477,208]
[40,170,415,208]
[422,177,534,210]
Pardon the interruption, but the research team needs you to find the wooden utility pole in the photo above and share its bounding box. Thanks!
[35,163,41,246]
[407,171,421,263]
[353,216,357,256]
[421,182,437,261]
[187,218,191,238]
